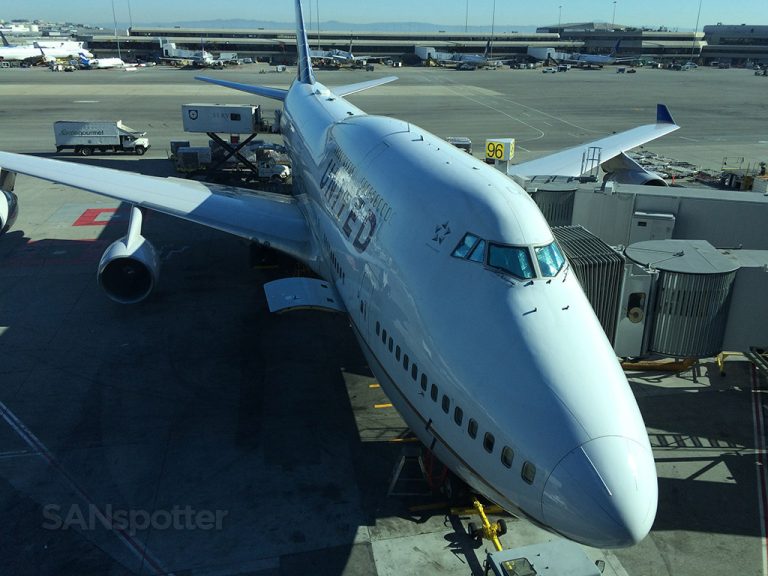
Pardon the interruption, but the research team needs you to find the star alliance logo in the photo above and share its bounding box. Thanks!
[432,222,451,245]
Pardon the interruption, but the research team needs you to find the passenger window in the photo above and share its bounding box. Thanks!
[403,354,409,370]
[451,233,480,259]
[468,419,478,439]
[376,321,380,336]
[483,432,495,453]
[411,363,418,381]
[395,345,401,361]
[388,337,393,353]
[501,446,514,468]
[430,383,438,401]
[382,328,387,344]
[441,395,450,414]
[522,462,536,485]
[535,242,566,277]
[488,244,535,279]
[454,406,463,426]
[420,374,428,391]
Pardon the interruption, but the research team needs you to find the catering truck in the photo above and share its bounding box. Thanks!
[53,120,150,156]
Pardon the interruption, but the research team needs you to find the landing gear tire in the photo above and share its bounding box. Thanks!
[441,472,468,503]
[496,519,507,536]
[467,521,479,539]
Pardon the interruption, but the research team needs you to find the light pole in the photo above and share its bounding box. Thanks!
[690,0,703,62]
[127,0,133,30]
[490,0,496,60]
[558,5,562,30]
[465,0,469,33]
[111,0,122,60]
[611,1,617,28]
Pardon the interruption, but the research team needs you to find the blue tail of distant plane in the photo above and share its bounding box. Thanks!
[483,39,492,58]
[610,39,622,56]
[0,31,11,48]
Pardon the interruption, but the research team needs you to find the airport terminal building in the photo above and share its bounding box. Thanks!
[77,22,768,66]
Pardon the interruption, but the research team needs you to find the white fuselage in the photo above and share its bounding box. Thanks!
[84,57,125,69]
[0,42,91,61]
[278,80,657,549]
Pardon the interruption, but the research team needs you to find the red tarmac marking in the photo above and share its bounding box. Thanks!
[73,208,118,227]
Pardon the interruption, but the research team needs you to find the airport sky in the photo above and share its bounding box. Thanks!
[0,0,763,30]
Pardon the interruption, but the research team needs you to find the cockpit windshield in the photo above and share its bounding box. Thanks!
[535,242,566,277]
[451,233,565,281]
[451,233,486,262]
[488,244,535,279]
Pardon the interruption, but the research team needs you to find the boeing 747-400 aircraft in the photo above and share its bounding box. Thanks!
[0,0,681,549]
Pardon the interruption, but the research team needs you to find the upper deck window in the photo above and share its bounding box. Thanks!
[488,244,535,279]
[535,242,566,277]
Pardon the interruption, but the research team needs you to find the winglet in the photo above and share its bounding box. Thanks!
[656,104,676,125]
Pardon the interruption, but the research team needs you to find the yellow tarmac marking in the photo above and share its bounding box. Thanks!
[369,383,381,388]
[374,403,393,409]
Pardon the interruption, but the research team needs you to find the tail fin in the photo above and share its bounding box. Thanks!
[295,0,315,84]
[483,39,491,58]
[0,31,10,48]
[611,40,621,56]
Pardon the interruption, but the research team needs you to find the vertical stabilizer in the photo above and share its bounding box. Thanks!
[0,31,11,48]
[295,0,315,84]
[484,39,491,58]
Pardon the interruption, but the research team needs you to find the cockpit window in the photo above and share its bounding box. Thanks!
[535,242,566,277]
[468,240,486,263]
[488,244,535,279]
[451,233,480,259]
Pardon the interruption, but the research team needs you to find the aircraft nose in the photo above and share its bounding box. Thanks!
[541,436,657,548]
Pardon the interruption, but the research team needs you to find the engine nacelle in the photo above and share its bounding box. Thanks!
[97,207,159,304]
[1,183,19,234]
[603,168,667,187]
[601,151,668,187]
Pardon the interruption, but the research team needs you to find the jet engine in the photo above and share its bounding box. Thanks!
[1,171,19,233]
[602,152,667,187]
[97,206,159,304]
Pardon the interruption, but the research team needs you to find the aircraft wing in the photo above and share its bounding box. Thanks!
[510,104,679,178]
[0,152,312,261]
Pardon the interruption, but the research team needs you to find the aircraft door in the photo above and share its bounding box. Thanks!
[357,262,377,339]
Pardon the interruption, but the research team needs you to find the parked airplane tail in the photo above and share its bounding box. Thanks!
[483,39,492,58]
[610,39,622,56]
[0,31,10,48]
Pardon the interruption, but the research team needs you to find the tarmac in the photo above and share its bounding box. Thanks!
[0,63,766,576]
